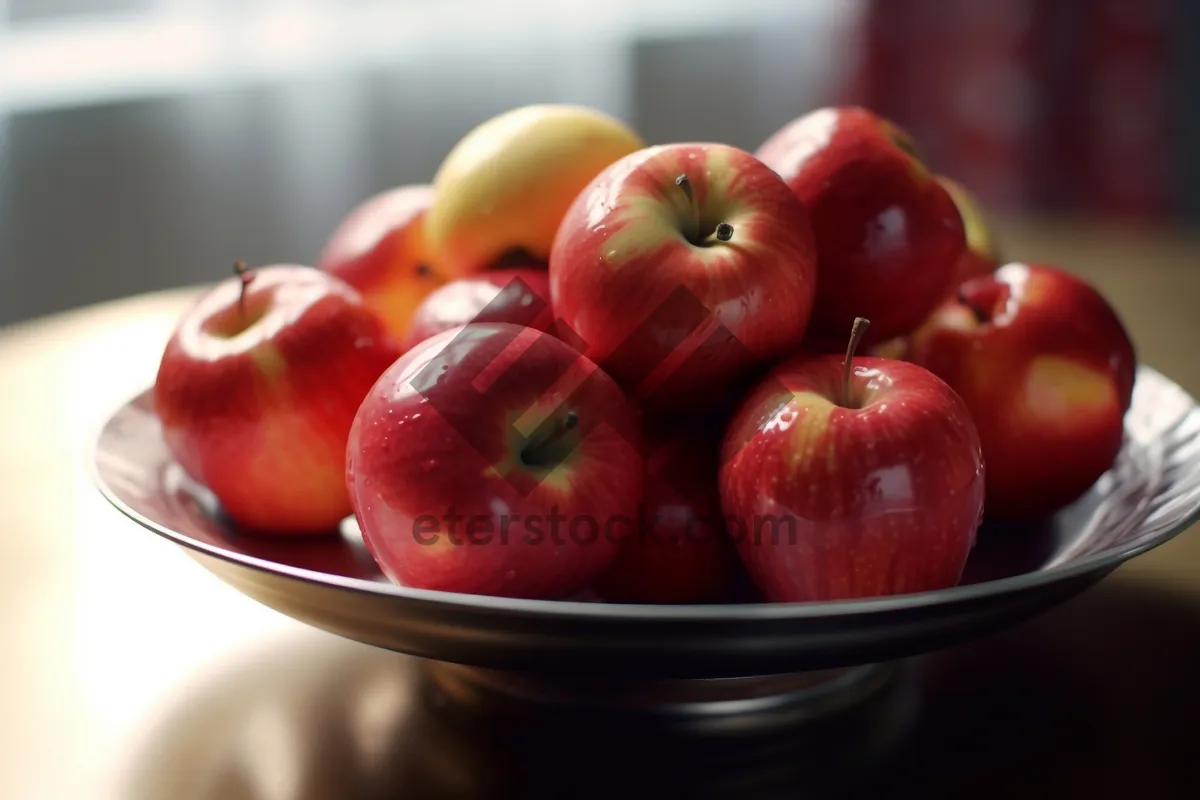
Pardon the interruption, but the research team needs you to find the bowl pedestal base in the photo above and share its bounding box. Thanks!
[415,659,917,792]
[421,659,903,741]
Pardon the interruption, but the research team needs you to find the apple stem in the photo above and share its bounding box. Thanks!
[714,223,734,242]
[675,174,700,244]
[233,260,253,316]
[842,317,870,407]
[956,289,987,324]
[522,410,579,467]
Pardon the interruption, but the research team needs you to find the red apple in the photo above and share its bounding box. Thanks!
[400,268,553,352]
[907,263,1137,519]
[154,263,404,534]
[756,107,965,347]
[549,142,818,413]
[346,322,644,599]
[719,318,985,603]
[591,428,741,604]
[317,184,445,342]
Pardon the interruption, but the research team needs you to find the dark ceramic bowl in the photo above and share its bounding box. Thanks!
[91,366,1200,729]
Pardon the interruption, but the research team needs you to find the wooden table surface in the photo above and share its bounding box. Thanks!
[2,218,1199,799]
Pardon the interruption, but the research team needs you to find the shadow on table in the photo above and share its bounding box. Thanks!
[118,579,1200,799]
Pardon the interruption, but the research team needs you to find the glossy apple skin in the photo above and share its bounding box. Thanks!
[550,142,818,413]
[400,268,553,352]
[907,263,1137,519]
[347,322,644,599]
[317,184,445,341]
[756,107,965,347]
[720,354,985,603]
[426,104,645,277]
[154,266,404,534]
[591,428,741,604]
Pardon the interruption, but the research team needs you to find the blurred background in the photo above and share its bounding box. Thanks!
[0,0,1193,326]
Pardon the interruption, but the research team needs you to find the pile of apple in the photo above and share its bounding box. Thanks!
[153,104,1137,605]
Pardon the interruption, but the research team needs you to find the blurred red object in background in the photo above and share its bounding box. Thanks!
[842,0,1171,223]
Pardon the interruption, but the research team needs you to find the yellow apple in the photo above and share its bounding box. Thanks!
[938,176,1001,283]
[425,104,645,277]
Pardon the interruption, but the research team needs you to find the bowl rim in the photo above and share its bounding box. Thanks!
[88,365,1200,623]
